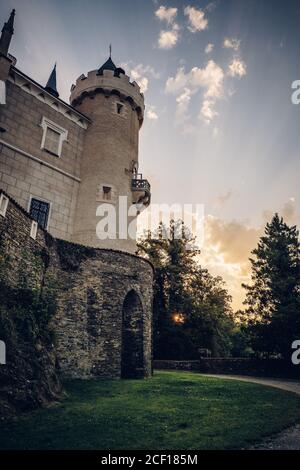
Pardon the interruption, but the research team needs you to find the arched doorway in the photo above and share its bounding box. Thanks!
[121,290,144,378]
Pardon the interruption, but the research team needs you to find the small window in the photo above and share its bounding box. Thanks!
[0,194,9,217]
[103,186,112,201]
[29,198,50,229]
[30,220,38,240]
[116,103,123,115]
[40,117,68,157]
[44,127,61,155]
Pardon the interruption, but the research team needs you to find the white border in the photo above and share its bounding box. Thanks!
[0,194,9,217]
[40,116,68,157]
[28,195,52,230]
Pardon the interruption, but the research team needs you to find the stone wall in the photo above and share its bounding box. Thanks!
[2,80,85,179]
[54,241,153,378]
[153,359,300,379]
[0,190,61,416]
[71,81,142,253]
[0,78,87,241]
[0,191,153,389]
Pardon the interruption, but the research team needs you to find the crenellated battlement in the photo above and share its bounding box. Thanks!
[70,68,144,121]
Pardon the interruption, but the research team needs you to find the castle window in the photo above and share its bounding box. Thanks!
[116,103,123,114]
[0,194,9,217]
[40,117,68,157]
[103,186,112,201]
[115,101,126,117]
[44,127,60,155]
[29,197,50,230]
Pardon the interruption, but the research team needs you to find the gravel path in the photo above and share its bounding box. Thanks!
[200,373,300,450]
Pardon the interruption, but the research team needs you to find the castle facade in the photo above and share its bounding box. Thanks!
[0,9,153,380]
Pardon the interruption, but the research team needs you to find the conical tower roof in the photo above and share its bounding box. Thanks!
[45,63,59,98]
[97,56,116,75]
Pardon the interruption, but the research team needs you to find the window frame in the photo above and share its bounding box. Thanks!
[114,100,126,118]
[102,185,112,201]
[40,116,68,157]
[0,193,9,217]
[28,195,52,230]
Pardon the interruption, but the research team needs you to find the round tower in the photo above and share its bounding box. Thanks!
[70,56,150,253]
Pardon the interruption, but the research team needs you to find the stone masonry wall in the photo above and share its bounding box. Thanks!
[72,88,141,252]
[0,79,86,240]
[153,359,300,379]
[0,190,61,416]
[0,191,153,382]
[55,243,153,378]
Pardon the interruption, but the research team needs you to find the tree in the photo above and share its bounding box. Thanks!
[242,214,300,358]
[137,220,234,359]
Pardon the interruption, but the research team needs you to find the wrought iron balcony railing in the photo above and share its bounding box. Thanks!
[131,174,151,207]
[131,176,151,193]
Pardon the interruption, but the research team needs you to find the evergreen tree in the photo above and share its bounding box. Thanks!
[138,220,234,359]
[242,214,300,358]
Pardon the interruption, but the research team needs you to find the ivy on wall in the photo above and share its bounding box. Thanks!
[0,234,61,416]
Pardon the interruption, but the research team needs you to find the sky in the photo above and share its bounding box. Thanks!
[2,0,300,310]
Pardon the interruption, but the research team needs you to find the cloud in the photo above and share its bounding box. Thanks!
[200,215,261,309]
[212,126,221,139]
[201,99,218,122]
[205,43,214,54]
[228,58,247,78]
[134,75,148,93]
[120,63,160,93]
[175,87,192,122]
[155,5,177,24]
[158,23,180,49]
[262,198,297,224]
[213,189,233,207]
[165,60,225,123]
[205,2,217,12]
[166,60,224,99]
[206,218,259,265]
[146,105,159,120]
[223,37,241,51]
[184,6,208,33]
[155,5,180,49]
[282,200,296,221]
[201,200,300,309]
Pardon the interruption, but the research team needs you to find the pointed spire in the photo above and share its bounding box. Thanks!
[45,63,59,98]
[0,9,15,57]
[97,56,116,75]
[109,44,112,58]
[6,9,15,32]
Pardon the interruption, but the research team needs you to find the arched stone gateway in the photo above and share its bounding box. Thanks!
[121,290,144,379]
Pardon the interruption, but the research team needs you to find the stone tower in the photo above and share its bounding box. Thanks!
[70,56,150,253]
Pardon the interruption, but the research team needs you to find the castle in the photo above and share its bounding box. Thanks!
[0,10,153,380]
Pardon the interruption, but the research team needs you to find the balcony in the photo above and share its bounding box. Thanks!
[131,174,151,208]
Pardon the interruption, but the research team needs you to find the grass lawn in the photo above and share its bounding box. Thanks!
[1,371,300,450]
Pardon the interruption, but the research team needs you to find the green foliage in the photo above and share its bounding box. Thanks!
[242,214,300,358]
[0,239,58,349]
[1,371,300,449]
[0,282,57,347]
[138,220,234,358]
[56,239,97,271]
